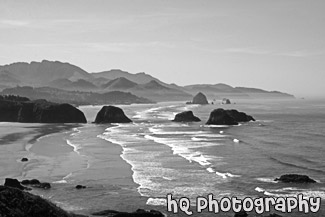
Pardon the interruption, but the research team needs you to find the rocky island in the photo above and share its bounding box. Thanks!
[94,105,132,124]
[173,111,201,122]
[206,108,255,125]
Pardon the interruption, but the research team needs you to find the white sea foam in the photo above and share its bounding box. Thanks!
[98,122,229,200]
[255,187,266,193]
[71,127,82,137]
[256,177,277,183]
[206,167,215,173]
[52,180,67,184]
[66,139,81,154]
[146,198,167,206]
[201,124,230,128]
[191,137,209,141]
[215,171,241,179]
[149,127,206,135]
[258,188,325,199]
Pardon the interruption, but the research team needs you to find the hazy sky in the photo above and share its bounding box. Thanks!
[0,0,324,97]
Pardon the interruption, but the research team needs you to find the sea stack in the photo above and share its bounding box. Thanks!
[173,111,201,122]
[94,105,132,124]
[222,98,231,104]
[206,108,255,125]
[192,92,209,105]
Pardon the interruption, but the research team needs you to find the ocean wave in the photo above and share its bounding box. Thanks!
[201,124,230,128]
[146,198,167,206]
[149,127,205,135]
[191,137,209,141]
[255,187,325,199]
[66,139,81,154]
[52,180,68,184]
[215,171,241,179]
[256,177,277,183]
[98,122,230,200]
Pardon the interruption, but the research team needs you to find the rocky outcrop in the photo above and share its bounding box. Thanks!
[173,111,201,122]
[0,97,87,123]
[21,158,28,162]
[92,208,164,217]
[226,109,255,122]
[75,185,86,189]
[4,178,25,190]
[222,98,231,104]
[275,174,316,183]
[192,92,209,105]
[21,179,51,189]
[0,185,82,217]
[206,108,255,125]
[94,106,132,124]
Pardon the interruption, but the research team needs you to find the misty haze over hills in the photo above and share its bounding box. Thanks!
[0,60,294,104]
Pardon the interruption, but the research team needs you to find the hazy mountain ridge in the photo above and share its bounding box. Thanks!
[0,60,295,102]
[1,86,153,106]
[0,60,93,87]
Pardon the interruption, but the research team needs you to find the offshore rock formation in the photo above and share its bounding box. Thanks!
[94,105,132,124]
[222,98,231,104]
[0,97,86,123]
[192,92,209,105]
[173,111,201,122]
[206,108,255,125]
[275,174,316,183]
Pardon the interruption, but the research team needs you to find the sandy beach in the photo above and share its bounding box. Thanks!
[0,120,148,215]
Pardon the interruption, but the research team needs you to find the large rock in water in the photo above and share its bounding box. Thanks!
[192,92,209,105]
[0,98,86,123]
[94,105,132,123]
[275,174,316,183]
[173,111,201,122]
[0,185,82,217]
[206,108,255,125]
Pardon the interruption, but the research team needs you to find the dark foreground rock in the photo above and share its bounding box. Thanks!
[275,174,316,183]
[233,212,283,217]
[234,210,248,217]
[192,92,209,105]
[92,208,164,217]
[173,111,201,122]
[0,185,83,217]
[94,106,132,124]
[0,97,87,123]
[4,178,25,190]
[206,108,255,125]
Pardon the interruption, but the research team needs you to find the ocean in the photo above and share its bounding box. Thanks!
[0,99,324,216]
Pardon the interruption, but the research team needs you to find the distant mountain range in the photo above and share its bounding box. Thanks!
[1,86,152,106]
[0,60,295,104]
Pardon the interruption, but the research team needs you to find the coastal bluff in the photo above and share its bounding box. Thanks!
[94,105,132,123]
[206,108,255,125]
[0,96,86,123]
